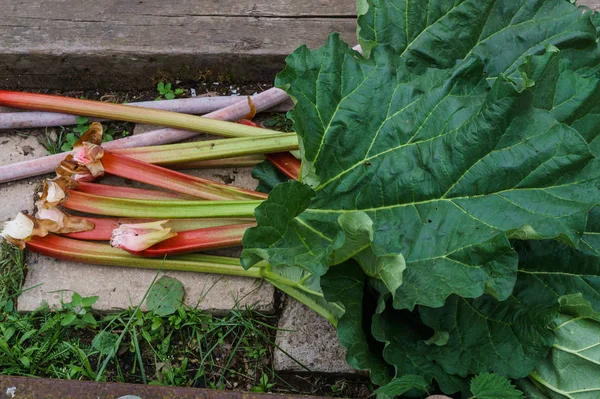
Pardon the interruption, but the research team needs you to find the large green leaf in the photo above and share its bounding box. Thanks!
[372,375,429,398]
[320,261,393,385]
[521,295,600,399]
[411,223,600,380]
[252,160,291,194]
[242,34,600,310]
[418,294,556,378]
[508,48,600,156]
[371,294,469,395]
[513,239,600,312]
[357,0,598,76]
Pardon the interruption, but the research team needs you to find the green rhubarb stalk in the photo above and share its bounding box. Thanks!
[268,280,339,327]
[0,90,280,138]
[174,155,264,169]
[25,235,342,325]
[111,133,298,166]
[62,191,261,218]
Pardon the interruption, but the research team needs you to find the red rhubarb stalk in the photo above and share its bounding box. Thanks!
[101,151,267,201]
[64,217,254,241]
[75,182,196,200]
[234,120,301,179]
[25,235,265,278]
[266,152,301,180]
[128,223,254,257]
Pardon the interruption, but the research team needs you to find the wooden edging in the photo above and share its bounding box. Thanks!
[0,376,334,399]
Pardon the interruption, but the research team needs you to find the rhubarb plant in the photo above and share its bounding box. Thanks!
[241,0,600,395]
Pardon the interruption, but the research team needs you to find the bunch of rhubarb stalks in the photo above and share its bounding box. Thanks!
[0,91,339,324]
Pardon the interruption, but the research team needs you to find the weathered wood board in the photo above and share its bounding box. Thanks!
[0,0,599,89]
[0,0,356,89]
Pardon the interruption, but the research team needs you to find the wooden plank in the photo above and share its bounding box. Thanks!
[0,0,356,89]
[3,0,355,19]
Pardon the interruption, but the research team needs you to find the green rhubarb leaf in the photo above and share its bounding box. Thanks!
[522,295,600,399]
[418,294,556,378]
[513,239,600,312]
[414,218,600,380]
[320,261,393,386]
[470,373,524,399]
[243,33,600,311]
[146,276,184,317]
[371,295,469,396]
[507,48,600,157]
[252,160,290,194]
[357,0,598,76]
[372,374,429,398]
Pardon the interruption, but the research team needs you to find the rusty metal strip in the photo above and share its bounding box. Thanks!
[0,376,331,399]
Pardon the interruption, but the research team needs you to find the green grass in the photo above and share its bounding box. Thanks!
[0,277,282,391]
[0,244,366,396]
[0,240,25,312]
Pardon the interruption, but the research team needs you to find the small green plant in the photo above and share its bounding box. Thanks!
[156,82,184,100]
[59,292,98,328]
[250,374,276,392]
[60,118,119,152]
[262,114,293,132]
[60,116,90,152]
[0,271,293,393]
[40,119,127,155]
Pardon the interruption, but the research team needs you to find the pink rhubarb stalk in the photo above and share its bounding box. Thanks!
[75,182,196,201]
[101,151,267,200]
[64,216,254,241]
[120,223,254,257]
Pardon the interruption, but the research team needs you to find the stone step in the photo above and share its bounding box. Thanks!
[274,296,363,375]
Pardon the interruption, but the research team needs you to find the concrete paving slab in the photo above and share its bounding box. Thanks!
[274,296,360,375]
[0,130,48,221]
[18,253,273,314]
[14,123,273,314]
